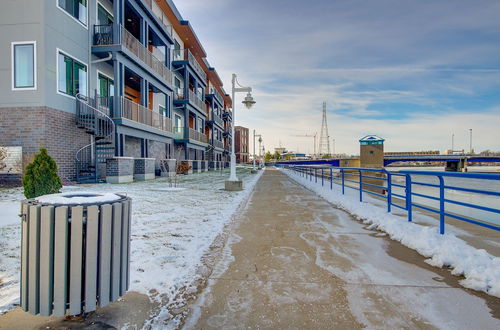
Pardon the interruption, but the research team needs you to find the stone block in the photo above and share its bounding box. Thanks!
[225,180,243,191]
[106,157,134,183]
[134,158,156,181]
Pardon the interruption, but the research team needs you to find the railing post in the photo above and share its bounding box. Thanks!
[341,169,345,194]
[315,169,317,183]
[321,169,324,186]
[386,171,392,213]
[330,168,333,190]
[405,174,412,222]
[439,176,445,234]
[310,168,312,182]
[359,170,363,202]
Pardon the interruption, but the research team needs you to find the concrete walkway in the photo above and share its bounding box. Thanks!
[185,168,500,329]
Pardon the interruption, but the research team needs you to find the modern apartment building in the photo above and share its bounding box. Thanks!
[235,126,249,164]
[0,0,232,183]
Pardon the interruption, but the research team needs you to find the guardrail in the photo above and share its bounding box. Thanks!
[282,165,500,234]
[120,97,172,133]
[172,49,207,81]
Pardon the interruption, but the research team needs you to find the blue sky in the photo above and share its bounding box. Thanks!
[174,0,500,155]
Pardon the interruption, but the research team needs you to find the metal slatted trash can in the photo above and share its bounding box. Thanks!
[19,192,132,317]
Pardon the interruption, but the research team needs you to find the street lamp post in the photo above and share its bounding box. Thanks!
[253,130,262,172]
[225,74,255,191]
[469,128,473,155]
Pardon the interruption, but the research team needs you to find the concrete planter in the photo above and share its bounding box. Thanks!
[20,193,132,316]
[134,158,155,181]
[106,157,134,183]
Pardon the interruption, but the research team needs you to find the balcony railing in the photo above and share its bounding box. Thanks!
[189,128,208,144]
[210,112,224,127]
[142,0,173,37]
[213,139,224,149]
[174,88,204,112]
[93,25,173,86]
[172,127,208,144]
[120,97,172,133]
[120,26,173,85]
[208,87,224,105]
[172,49,207,81]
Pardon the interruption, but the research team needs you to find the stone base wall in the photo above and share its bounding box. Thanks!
[134,158,156,181]
[0,174,22,187]
[148,140,167,172]
[106,157,134,183]
[0,107,89,182]
[124,136,142,158]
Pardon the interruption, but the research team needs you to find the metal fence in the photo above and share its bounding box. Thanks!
[283,165,500,234]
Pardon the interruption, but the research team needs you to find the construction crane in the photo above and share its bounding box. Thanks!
[291,133,317,158]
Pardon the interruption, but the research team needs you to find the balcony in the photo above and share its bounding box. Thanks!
[208,111,224,127]
[142,0,173,37]
[173,127,208,144]
[213,139,224,149]
[120,97,172,133]
[206,86,224,105]
[222,110,232,121]
[174,88,205,112]
[172,49,207,81]
[93,25,173,87]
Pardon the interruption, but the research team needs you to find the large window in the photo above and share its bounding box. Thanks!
[12,42,36,90]
[58,0,87,26]
[98,73,114,98]
[58,51,87,97]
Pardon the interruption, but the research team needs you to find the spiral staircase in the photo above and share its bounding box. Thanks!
[75,95,115,183]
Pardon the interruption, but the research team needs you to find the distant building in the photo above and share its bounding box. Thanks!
[235,126,249,163]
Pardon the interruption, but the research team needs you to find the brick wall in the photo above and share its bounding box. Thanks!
[0,106,89,182]
[148,140,167,170]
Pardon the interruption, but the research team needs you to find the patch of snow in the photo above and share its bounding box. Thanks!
[282,168,500,298]
[34,192,122,205]
[0,168,264,325]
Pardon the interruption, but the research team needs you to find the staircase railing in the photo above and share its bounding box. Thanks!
[75,94,115,182]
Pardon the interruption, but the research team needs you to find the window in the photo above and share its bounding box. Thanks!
[98,73,114,98]
[198,118,203,132]
[175,115,182,128]
[12,42,36,90]
[58,51,87,97]
[97,3,113,25]
[173,40,181,60]
[58,0,87,26]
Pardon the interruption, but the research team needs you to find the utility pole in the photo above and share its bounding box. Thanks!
[452,133,455,153]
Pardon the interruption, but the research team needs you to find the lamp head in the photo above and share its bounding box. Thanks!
[242,92,256,109]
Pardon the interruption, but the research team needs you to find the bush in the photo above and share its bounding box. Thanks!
[22,148,62,199]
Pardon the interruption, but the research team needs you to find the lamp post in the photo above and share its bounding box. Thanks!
[225,74,255,191]
[253,130,262,172]
[469,128,473,155]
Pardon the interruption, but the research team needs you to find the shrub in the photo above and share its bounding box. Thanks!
[22,148,62,199]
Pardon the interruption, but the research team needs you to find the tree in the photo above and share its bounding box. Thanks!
[273,151,281,160]
[264,151,272,162]
[22,148,62,199]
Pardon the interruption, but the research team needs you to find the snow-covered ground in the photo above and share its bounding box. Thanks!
[281,168,500,298]
[0,168,264,324]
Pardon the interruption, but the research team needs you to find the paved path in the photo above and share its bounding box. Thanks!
[185,168,500,329]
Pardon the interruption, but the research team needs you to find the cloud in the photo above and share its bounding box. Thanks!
[172,0,500,154]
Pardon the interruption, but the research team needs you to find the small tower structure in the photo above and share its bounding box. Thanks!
[359,135,385,168]
[318,102,330,156]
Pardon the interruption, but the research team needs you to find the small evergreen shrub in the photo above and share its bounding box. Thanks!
[23,148,62,199]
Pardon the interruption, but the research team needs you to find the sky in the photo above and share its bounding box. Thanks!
[174,0,500,155]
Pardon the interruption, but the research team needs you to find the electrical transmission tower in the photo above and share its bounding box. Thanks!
[318,102,330,156]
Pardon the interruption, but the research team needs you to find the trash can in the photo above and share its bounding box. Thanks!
[20,192,132,317]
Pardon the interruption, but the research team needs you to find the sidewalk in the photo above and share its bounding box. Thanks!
[185,168,500,329]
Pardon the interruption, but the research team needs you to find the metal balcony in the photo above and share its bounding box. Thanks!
[120,97,172,133]
[172,49,207,81]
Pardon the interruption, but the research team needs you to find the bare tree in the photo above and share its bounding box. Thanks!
[0,147,7,172]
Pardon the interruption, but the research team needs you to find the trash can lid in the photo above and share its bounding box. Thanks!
[34,192,123,205]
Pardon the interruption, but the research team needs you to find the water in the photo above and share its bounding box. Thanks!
[386,166,500,226]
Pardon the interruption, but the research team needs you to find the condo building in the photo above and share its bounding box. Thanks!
[235,126,249,164]
[0,0,232,183]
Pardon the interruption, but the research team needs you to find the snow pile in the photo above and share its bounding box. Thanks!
[0,168,264,323]
[34,192,122,205]
[282,168,500,298]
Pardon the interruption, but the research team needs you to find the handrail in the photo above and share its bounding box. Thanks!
[120,97,172,132]
[282,165,500,234]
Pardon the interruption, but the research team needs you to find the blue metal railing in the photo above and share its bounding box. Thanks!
[283,165,500,234]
